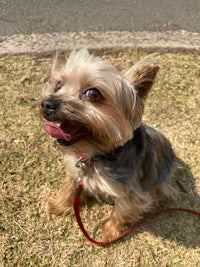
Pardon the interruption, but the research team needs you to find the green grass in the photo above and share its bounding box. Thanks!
[0,50,200,266]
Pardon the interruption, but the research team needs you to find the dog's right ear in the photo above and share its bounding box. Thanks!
[124,56,159,100]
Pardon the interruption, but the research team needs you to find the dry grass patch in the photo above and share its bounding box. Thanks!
[0,50,200,267]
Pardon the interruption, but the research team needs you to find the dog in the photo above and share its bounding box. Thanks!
[41,49,177,241]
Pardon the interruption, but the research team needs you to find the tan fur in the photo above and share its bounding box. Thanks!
[41,49,177,241]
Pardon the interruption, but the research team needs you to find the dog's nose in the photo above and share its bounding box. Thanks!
[41,100,59,111]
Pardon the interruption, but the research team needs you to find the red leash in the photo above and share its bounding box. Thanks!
[74,182,200,246]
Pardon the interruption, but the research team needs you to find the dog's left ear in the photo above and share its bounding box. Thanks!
[124,64,159,100]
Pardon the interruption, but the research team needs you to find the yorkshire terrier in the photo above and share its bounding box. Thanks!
[41,49,177,241]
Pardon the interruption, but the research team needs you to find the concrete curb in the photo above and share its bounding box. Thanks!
[0,30,200,56]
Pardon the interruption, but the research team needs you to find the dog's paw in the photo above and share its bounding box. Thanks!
[100,217,124,241]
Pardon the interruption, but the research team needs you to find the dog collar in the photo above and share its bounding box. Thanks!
[75,150,118,163]
[75,151,118,180]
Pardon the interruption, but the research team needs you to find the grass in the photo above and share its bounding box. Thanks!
[0,50,200,267]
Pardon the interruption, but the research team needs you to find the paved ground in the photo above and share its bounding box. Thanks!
[0,0,200,56]
[0,0,200,35]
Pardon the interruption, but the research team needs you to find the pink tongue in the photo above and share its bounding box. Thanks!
[44,123,72,141]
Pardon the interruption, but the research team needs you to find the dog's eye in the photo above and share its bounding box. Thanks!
[83,88,103,102]
[55,81,63,92]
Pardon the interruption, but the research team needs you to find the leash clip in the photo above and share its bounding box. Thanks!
[75,156,89,181]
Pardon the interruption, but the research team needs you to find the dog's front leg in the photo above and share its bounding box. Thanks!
[100,207,126,241]
[101,195,151,241]
[48,176,77,216]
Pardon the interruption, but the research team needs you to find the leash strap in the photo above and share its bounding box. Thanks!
[74,183,200,246]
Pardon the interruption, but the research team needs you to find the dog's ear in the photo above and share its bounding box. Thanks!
[124,56,159,100]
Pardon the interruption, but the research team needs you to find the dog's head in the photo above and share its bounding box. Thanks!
[41,49,159,154]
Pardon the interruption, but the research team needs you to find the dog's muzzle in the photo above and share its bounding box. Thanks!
[41,99,59,119]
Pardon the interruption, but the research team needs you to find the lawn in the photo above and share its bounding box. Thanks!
[0,50,200,266]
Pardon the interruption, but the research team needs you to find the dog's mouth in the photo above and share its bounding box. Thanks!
[44,122,89,146]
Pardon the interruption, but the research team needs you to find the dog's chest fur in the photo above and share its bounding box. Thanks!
[63,124,175,200]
